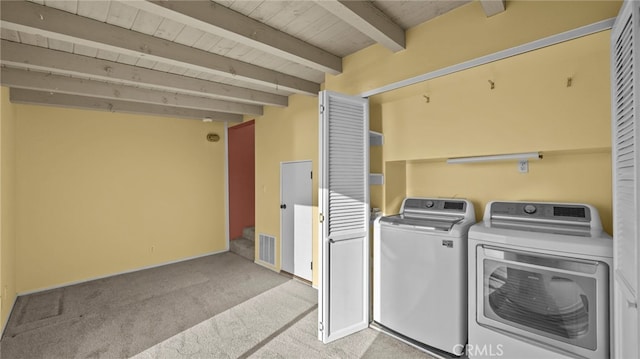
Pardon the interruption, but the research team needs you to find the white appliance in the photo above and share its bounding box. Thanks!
[374,197,476,356]
[468,201,613,359]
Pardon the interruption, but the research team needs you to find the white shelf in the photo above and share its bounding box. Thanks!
[369,131,384,185]
[369,173,384,185]
[369,131,383,146]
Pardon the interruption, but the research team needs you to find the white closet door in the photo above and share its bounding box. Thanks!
[611,1,640,358]
[318,90,370,343]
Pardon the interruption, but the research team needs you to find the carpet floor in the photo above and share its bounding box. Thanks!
[0,252,434,359]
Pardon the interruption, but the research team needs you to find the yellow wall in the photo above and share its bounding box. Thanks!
[377,31,611,162]
[321,1,618,235]
[406,150,612,232]
[376,30,613,233]
[253,94,319,285]
[1,87,18,332]
[326,0,620,95]
[14,105,227,293]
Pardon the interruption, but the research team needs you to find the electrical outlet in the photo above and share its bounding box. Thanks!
[518,160,529,173]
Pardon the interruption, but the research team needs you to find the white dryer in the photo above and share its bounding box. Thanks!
[468,201,613,359]
[374,197,476,356]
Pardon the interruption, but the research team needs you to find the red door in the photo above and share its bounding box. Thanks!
[228,120,255,240]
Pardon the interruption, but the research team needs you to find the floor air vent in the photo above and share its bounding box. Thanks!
[258,234,275,266]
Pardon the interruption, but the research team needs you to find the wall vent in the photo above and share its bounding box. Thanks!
[258,234,276,266]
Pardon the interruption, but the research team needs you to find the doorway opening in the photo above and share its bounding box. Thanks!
[228,120,255,261]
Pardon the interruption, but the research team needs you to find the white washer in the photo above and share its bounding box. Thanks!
[468,201,613,359]
[374,197,476,356]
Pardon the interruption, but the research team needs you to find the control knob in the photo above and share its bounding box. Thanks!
[524,204,537,214]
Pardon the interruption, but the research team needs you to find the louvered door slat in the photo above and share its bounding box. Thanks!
[617,114,634,134]
[326,96,367,239]
[611,2,640,357]
[613,8,638,297]
[318,90,370,344]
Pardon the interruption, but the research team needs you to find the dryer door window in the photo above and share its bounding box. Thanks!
[478,246,608,351]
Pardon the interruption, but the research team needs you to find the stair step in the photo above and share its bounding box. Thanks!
[230,237,255,261]
[242,226,255,242]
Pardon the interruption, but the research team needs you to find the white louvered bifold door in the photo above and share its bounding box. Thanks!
[318,90,370,343]
[611,1,640,358]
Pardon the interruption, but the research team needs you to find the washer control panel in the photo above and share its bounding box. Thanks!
[403,198,466,213]
[490,201,591,223]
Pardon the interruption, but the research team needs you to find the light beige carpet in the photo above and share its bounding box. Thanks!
[2,252,437,359]
[0,252,289,358]
[134,280,435,359]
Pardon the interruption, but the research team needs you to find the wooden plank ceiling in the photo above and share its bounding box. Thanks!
[0,0,504,122]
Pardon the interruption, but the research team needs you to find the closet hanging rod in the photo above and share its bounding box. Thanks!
[447,152,542,164]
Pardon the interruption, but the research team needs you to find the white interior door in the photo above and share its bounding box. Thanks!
[611,1,640,358]
[318,90,370,343]
[281,161,312,281]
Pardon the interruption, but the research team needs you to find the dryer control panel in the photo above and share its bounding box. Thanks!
[489,201,592,224]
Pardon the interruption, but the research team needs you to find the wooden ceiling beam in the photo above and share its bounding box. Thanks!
[0,0,319,95]
[1,40,287,107]
[10,88,243,122]
[317,0,405,52]
[128,0,342,75]
[1,67,263,115]
[480,0,506,17]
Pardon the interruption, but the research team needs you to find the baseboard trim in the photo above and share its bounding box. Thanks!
[17,249,229,296]
[1,294,18,338]
[253,259,278,273]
